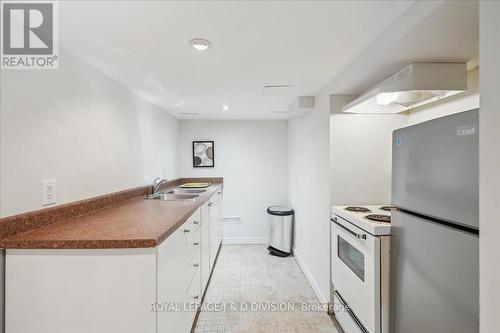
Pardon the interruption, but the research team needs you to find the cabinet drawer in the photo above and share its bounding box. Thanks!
[186,209,201,231]
[185,225,201,260]
[186,262,200,290]
[185,249,201,289]
[189,221,201,242]
[186,265,202,306]
[184,266,201,332]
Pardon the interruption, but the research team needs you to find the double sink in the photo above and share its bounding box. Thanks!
[146,188,207,201]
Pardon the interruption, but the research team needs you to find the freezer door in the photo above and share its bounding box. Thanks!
[392,109,478,228]
[390,210,479,333]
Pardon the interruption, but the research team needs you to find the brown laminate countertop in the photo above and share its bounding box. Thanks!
[1,183,222,249]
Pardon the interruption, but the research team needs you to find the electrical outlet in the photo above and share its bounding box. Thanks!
[42,180,56,206]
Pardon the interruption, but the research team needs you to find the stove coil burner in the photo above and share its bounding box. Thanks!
[380,206,397,211]
[345,206,371,213]
[365,214,391,223]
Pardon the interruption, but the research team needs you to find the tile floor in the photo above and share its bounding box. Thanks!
[194,245,339,333]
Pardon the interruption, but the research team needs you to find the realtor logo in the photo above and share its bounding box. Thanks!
[1,1,58,69]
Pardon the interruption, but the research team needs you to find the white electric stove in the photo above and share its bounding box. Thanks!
[331,205,394,333]
[332,205,394,236]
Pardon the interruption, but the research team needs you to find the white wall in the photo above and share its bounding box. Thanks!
[0,50,179,217]
[479,2,500,332]
[309,69,477,304]
[177,120,288,244]
[288,91,331,303]
[407,68,479,125]
[330,95,408,205]
[328,69,478,206]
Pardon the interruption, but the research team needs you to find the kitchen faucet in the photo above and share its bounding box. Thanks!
[152,177,169,194]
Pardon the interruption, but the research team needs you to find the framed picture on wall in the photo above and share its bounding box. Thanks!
[192,141,215,168]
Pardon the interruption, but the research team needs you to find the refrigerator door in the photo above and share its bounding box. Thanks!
[390,210,479,333]
[392,109,478,229]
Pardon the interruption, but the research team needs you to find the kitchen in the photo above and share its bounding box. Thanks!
[0,1,499,333]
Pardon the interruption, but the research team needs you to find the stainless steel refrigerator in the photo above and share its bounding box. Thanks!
[390,109,479,333]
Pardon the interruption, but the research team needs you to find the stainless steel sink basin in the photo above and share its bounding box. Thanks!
[167,189,207,194]
[146,193,199,201]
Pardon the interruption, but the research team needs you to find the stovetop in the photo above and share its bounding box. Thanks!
[331,205,394,236]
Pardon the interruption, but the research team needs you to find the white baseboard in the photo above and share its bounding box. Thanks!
[222,237,267,245]
[292,246,328,304]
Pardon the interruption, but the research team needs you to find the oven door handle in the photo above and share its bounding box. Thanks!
[331,218,367,240]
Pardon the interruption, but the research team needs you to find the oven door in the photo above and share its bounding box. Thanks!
[331,215,380,333]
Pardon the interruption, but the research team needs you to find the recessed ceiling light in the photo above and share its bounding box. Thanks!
[222,105,229,111]
[190,38,211,51]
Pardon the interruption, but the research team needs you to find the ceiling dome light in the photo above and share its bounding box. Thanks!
[222,105,229,111]
[190,38,211,51]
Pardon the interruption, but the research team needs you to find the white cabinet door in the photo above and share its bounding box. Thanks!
[185,263,202,332]
[217,189,223,246]
[157,208,202,333]
[6,248,156,333]
[157,223,191,333]
[200,202,211,291]
[209,194,220,270]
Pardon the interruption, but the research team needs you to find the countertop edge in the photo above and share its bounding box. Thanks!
[1,181,223,250]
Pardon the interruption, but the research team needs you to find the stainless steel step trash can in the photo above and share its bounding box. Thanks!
[267,206,294,257]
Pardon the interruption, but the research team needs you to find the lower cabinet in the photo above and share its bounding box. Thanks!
[5,191,222,333]
[154,196,223,333]
[157,209,201,333]
[208,190,223,270]
[200,202,211,291]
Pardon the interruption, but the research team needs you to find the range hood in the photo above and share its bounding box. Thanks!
[342,63,467,114]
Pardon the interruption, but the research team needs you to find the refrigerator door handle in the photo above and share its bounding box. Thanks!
[331,218,367,240]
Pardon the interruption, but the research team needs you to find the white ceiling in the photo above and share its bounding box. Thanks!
[59,1,478,119]
[323,0,479,96]
[59,0,414,119]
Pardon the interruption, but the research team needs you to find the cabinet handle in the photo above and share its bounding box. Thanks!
[193,221,199,225]
[217,192,221,195]
[183,229,191,233]
[208,202,214,206]
[193,295,200,300]
[193,263,200,268]
[193,242,200,246]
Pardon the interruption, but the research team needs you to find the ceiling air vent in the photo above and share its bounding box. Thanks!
[178,112,199,115]
[263,84,296,116]
[262,85,295,93]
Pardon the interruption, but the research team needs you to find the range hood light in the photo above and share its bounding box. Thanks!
[375,92,399,106]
